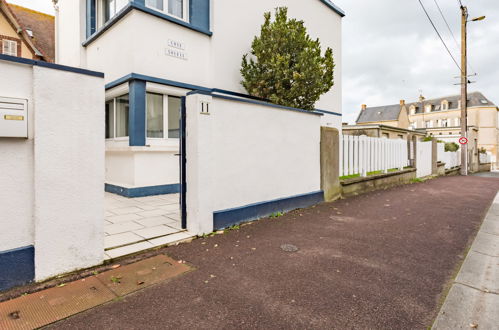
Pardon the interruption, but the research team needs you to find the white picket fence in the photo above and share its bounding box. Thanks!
[340,135,409,177]
[416,141,433,177]
[479,152,491,164]
[437,143,461,169]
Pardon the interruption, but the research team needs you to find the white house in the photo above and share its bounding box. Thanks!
[54,0,344,198]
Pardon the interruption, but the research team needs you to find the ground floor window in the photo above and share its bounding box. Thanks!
[106,94,129,139]
[146,93,181,139]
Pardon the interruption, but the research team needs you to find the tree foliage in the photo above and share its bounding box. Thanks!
[240,7,335,111]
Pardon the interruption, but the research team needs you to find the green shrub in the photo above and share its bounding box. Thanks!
[241,7,335,111]
[445,142,460,152]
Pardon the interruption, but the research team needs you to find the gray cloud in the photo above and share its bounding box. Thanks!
[334,0,499,123]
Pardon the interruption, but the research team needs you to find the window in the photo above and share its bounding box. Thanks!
[106,94,129,138]
[145,93,181,139]
[168,96,181,138]
[410,106,416,115]
[425,104,432,113]
[146,0,188,20]
[103,0,128,23]
[442,119,448,127]
[398,135,404,139]
[147,93,164,138]
[441,100,449,110]
[425,120,433,128]
[2,40,17,56]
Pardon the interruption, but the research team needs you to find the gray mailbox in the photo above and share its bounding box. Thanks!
[0,96,28,138]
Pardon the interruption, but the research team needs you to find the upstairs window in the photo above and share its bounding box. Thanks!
[441,100,449,110]
[103,0,129,24]
[146,0,188,20]
[2,40,17,56]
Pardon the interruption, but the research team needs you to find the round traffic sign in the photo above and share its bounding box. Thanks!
[459,137,468,145]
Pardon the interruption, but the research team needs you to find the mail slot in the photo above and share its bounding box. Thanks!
[0,96,28,138]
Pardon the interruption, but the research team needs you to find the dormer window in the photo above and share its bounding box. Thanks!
[146,0,189,21]
[410,105,416,115]
[425,104,432,113]
[441,100,449,110]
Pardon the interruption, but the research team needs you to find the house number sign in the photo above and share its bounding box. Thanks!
[167,39,187,60]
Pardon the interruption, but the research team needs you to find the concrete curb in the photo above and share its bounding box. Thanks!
[432,191,499,329]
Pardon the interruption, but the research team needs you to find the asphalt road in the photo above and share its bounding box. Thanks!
[49,176,499,330]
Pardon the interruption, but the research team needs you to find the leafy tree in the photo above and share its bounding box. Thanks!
[240,7,335,111]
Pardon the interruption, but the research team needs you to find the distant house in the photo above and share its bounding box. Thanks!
[0,0,54,62]
[343,123,425,141]
[356,91,499,167]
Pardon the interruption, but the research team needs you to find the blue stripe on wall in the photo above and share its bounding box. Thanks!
[105,183,181,198]
[213,191,324,230]
[129,80,146,146]
[0,246,35,291]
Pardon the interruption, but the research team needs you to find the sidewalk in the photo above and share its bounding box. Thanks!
[432,191,499,329]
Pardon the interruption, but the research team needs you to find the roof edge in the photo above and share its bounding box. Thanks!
[318,0,345,17]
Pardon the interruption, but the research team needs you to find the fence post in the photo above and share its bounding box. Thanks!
[321,127,341,202]
[360,135,367,177]
[431,139,438,175]
[382,137,388,173]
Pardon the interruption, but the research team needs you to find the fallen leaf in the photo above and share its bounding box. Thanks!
[58,283,66,287]
[469,323,478,328]
[137,281,145,285]
[111,264,121,269]
[214,244,218,248]
[210,274,216,278]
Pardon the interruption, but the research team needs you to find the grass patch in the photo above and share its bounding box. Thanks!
[340,168,409,180]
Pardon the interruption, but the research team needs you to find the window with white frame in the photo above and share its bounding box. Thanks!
[2,40,17,56]
[106,94,129,138]
[146,0,188,20]
[441,119,448,127]
[101,0,129,26]
[409,106,416,115]
[146,93,181,139]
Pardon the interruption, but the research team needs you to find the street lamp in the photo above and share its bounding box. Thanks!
[471,16,486,22]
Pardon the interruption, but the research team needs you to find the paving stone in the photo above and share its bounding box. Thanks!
[165,213,181,222]
[148,232,195,247]
[432,283,499,330]
[136,209,170,218]
[134,225,179,239]
[106,213,143,224]
[480,217,499,236]
[471,231,499,257]
[105,232,144,249]
[109,206,145,215]
[105,241,155,259]
[105,222,144,235]
[455,250,499,293]
[135,216,177,227]
[166,222,183,231]
[158,204,181,212]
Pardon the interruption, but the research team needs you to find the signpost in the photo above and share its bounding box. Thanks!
[459,137,468,145]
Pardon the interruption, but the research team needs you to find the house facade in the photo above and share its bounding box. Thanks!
[54,0,344,196]
[0,0,54,61]
[357,92,499,167]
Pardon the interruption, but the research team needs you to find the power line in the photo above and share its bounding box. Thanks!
[417,0,462,73]
[433,0,477,75]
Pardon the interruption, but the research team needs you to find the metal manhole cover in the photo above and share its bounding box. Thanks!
[280,244,299,252]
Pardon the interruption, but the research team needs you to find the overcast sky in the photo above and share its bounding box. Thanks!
[9,0,498,123]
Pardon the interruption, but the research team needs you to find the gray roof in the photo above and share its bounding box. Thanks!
[356,104,401,123]
[356,91,496,123]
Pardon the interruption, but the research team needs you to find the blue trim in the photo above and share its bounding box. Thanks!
[83,1,212,47]
[106,73,338,116]
[129,80,146,146]
[189,0,210,32]
[83,4,134,47]
[0,54,104,78]
[315,109,342,117]
[189,90,324,117]
[213,191,324,230]
[319,0,346,17]
[105,183,180,198]
[86,0,96,38]
[0,246,35,291]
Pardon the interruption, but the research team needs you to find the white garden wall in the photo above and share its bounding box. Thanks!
[0,57,105,289]
[186,92,323,235]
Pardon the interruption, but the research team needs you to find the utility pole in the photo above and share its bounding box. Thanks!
[460,5,468,176]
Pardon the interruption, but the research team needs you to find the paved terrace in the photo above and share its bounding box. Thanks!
[105,193,193,259]
[50,176,499,329]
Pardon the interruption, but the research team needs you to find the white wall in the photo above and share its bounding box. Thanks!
[0,62,34,252]
[57,0,342,114]
[0,59,105,281]
[186,93,322,235]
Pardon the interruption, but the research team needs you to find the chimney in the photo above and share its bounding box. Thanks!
[400,100,406,106]
[361,104,367,111]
